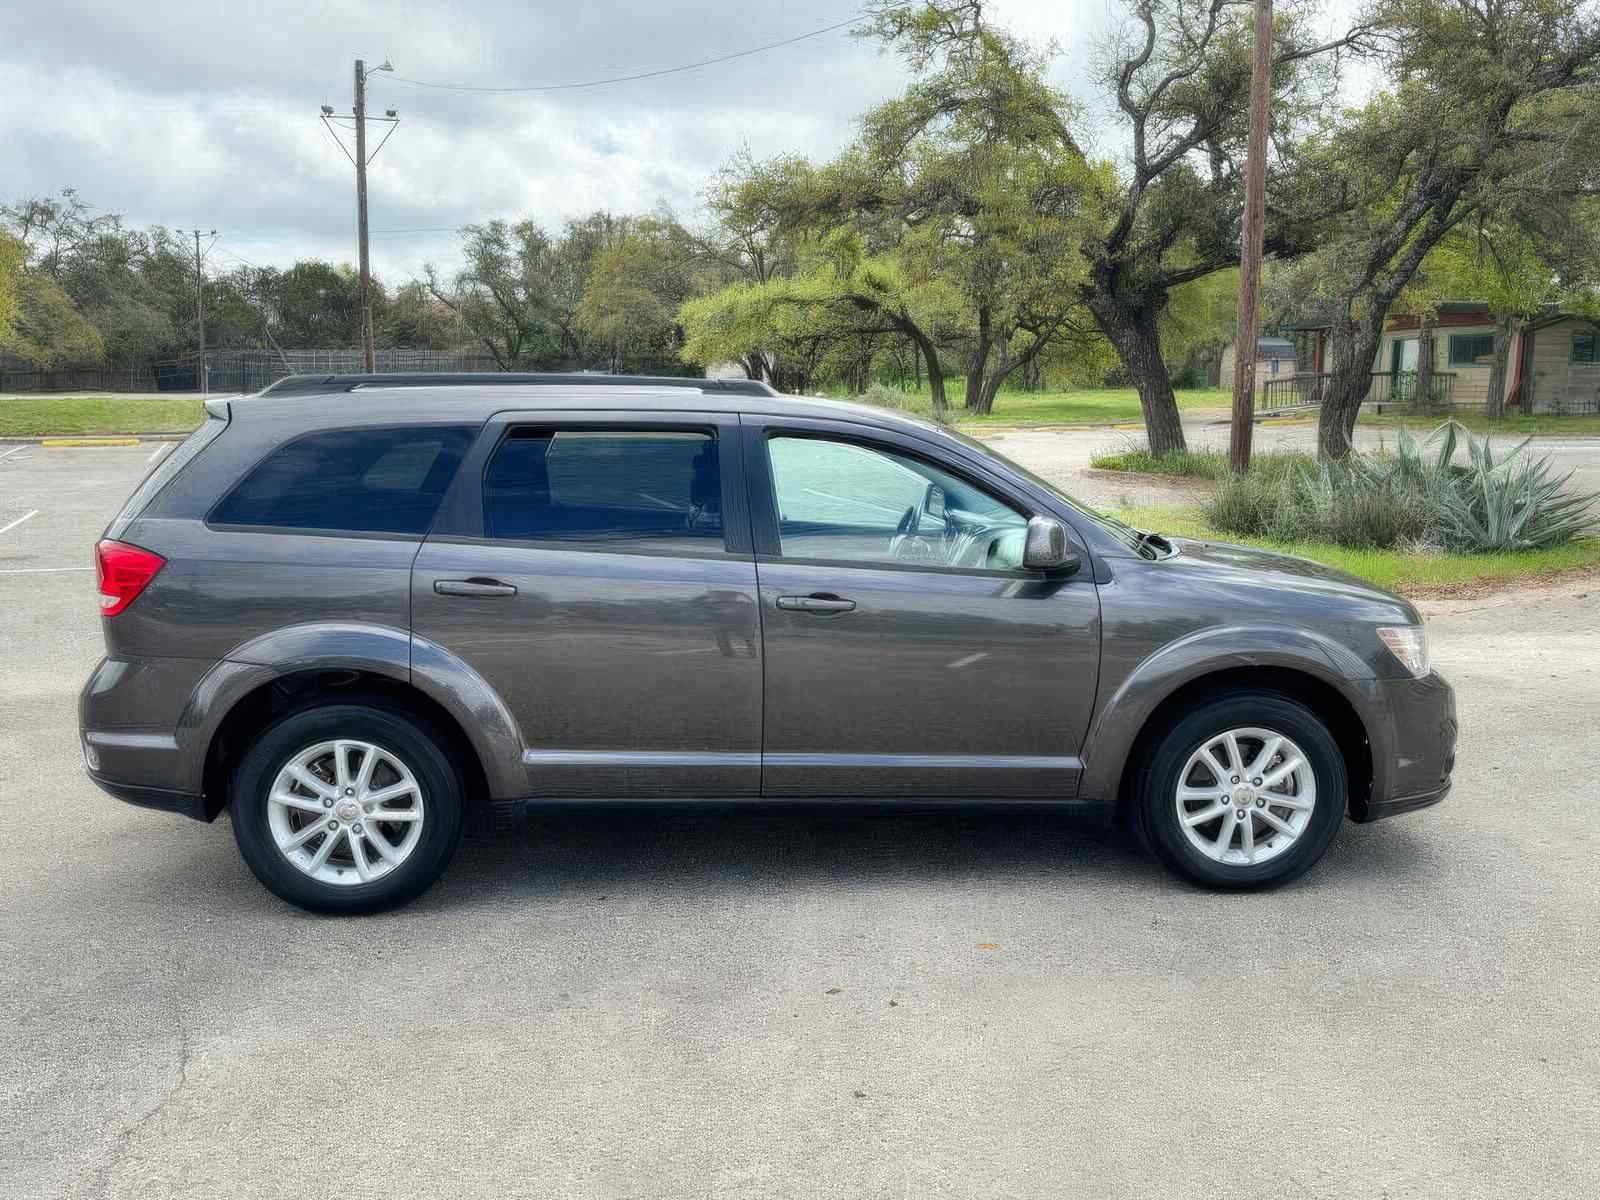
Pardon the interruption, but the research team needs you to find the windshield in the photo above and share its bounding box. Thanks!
[945,428,1154,555]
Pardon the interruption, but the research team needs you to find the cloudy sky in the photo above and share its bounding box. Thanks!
[2,0,1360,288]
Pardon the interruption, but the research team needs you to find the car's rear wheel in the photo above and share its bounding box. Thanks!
[1135,692,1346,890]
[230,702,464,913]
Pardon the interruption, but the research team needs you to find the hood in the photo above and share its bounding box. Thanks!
[1163,537,1421,623]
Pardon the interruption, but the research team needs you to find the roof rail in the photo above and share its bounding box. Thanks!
[256,372,778,398]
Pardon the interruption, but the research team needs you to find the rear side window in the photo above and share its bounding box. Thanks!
[483,429,723,550]
[211,425,475,535]
[107,411,229,539]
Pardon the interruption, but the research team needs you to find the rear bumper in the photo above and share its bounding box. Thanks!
[85,772,211,822]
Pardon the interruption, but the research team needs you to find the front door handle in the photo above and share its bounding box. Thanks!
[435,578,518,598]
[776,593,856,614]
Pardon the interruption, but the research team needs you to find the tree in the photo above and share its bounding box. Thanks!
[0,233,22,345]
[1306,0,1600,458]
[0,270,104,367]
[1079,0,1365,453]
[578,218,702,373]
[817,2,1099,413]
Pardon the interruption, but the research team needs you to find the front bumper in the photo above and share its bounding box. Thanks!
[1350,670,1457,823]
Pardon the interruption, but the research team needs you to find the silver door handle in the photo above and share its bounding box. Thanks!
[435,578,517,598]
[776,594,856,614]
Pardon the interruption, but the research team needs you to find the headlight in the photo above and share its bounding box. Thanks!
[1377,625,1429,677]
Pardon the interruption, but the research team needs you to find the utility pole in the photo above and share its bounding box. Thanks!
[179,229,217,395]
[1229,0,1273,474]
[354,59,374,372]
[321,60,397,373]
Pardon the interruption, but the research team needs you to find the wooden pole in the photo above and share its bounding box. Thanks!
[1229,0,1273,474]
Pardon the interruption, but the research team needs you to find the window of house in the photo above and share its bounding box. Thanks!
[1572,332,1597,365]
[1448,333,1496,366]
[482,429,724,550]
[765,435,1028,571]
[210,425,476,535]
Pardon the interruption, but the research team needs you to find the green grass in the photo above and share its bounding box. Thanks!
[0,395,205,437]
[1110,502,1600,594]
[1090,446,1313,482]
[856,384,1229,427]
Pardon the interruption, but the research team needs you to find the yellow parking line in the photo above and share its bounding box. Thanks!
[39,437,142,448]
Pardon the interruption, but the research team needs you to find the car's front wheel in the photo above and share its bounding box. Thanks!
[230,701,464,913]
[1135,691,1346,890]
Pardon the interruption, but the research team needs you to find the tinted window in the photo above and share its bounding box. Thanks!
[1573,332,1597,365]
[1448,333,1495,365]
[211,425,474,535]
[766,435,1027,570]
[483,429,724,550]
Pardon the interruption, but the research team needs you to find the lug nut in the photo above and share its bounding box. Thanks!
[353,823,364,836]
[1255,797,1266,807]
[344,787,354,796]
[1236,809,1246,820]
[327,819,338,830]
[1252,777,1262,786]
[322,797,333,808]
[1230,776,1240,784]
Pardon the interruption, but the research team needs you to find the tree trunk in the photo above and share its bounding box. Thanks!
[1022,354,1042,392]
[1317,315,1383,459]
[1485,314,1518,419]
[1415,313,1436,414]
[969,336,1014,416]
[964,304,993,411]
[1089,295,1187,455]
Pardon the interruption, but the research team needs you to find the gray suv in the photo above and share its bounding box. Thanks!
[80,374,1456,912]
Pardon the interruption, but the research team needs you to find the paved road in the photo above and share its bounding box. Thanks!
[3,443,1599,1199]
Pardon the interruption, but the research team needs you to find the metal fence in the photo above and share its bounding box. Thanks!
[1260,371,1461,413]
[2,350,701,395]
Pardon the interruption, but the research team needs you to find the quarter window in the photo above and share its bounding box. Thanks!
[210,425,475,535]
[1572,332,1597,365]
[1448,333,1496,366]
[483,429,724,550]
[765,435,1028,571]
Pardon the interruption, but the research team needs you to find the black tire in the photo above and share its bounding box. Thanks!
[1133,691,1346,890]
[230,701,464,914]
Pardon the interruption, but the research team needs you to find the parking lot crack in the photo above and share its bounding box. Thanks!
[85,1023,193,1199]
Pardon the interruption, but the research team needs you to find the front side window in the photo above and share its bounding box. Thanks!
[1448,333,1496,365]
[1572,332,1597,365]
[766,434,1028,571]
[483,428,724,551]
[210,425,475,535]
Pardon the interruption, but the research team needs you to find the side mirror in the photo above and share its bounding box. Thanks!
[1023,516,1079,573]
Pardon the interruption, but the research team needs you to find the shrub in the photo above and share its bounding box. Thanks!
[1204,422,1597,552]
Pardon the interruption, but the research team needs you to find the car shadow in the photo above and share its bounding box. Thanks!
[413,801,1440,912]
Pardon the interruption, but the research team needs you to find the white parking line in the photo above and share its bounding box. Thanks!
[0,445,28,463]
[0,566,91,574]
[0,509,39,536]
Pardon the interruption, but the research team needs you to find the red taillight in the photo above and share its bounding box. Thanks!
[95,540,165,617]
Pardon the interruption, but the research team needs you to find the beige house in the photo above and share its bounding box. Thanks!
[1220,337,1297,389]
[1375,304,1600,413]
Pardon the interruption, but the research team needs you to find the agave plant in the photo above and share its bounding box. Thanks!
[1426,424,1598,551]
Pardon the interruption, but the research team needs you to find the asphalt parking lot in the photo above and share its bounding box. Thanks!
[4,441,1599,1199]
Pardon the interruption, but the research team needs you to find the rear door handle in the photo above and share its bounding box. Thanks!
[776,593,856,614]
[435,578,518,598]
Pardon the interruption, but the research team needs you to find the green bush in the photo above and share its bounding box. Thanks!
[1092,446,1312,483]
[1204,422,1597,552]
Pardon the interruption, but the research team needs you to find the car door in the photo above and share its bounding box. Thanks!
[411,410,761,797]
[742,416,1100,798]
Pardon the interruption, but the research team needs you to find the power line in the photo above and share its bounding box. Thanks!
[374,16,860,95]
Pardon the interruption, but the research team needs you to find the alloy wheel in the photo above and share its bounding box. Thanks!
[1173,726,1317,867]
[266,739,426,886]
